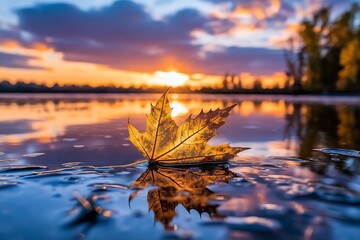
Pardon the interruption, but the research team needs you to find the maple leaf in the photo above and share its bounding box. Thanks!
[128,88,247,165]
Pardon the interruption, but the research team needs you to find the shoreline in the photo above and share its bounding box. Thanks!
[0,91,359,96]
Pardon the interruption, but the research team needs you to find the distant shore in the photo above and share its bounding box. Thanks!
[0,90,359,96]
[1,81,359,95]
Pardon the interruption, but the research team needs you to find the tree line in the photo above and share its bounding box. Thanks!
[285,4,360,93]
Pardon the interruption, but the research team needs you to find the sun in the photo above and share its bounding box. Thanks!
[154,71,189,87]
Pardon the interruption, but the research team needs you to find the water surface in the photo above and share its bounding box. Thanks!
[0,94,359,239]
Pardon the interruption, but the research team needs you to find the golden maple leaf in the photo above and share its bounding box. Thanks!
[128,88,247,165]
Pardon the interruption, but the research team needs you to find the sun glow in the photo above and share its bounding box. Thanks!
[154,71,189,87]
[0,42,286,89]
[170,101,189,117]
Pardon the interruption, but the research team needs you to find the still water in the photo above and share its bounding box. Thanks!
[0,94,359,239]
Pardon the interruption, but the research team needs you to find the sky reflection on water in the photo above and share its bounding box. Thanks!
[0,94,359,168]
[0,94,360,240]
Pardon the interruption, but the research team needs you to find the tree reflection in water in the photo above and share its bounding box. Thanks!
[284,102,360,174]
[129,165,237,230]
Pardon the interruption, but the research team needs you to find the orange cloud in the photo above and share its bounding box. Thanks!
[2,40,20,49]
[32,42,51,52]
[230,0,281,20]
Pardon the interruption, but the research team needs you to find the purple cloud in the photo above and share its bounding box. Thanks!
[12,0,285,74]
[0,51,43,69]
[192,47,285,75]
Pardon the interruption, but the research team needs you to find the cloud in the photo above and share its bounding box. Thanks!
[17,2,202,44]
[0,51,43,69]
[189,47,285,75]
[206,0,357,27]
[11,0,285,74]
[0,27,31,47]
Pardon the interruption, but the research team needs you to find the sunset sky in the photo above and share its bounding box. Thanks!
[0,0,357,89]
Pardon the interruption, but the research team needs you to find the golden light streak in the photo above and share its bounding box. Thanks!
[0,96,289,144]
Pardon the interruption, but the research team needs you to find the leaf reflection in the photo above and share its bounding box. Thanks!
[129,165,237,230]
